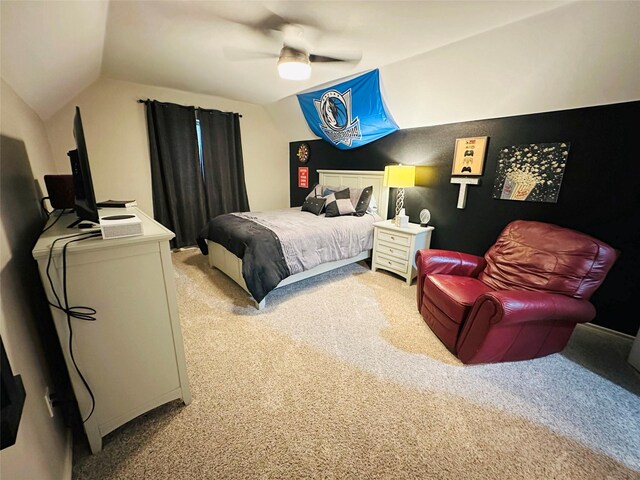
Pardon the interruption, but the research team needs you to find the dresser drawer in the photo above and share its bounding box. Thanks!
[377,229,411,246]
[376,239,409,260]
[375,252,408,274]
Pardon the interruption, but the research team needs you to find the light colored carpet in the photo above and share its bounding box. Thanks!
[73,250,640,479]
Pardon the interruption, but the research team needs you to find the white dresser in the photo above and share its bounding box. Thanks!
[32,208,191,454]
[371,220,434,284]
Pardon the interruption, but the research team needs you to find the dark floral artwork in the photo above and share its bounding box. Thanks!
[492,142,570,203]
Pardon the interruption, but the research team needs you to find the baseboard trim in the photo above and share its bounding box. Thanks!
[583,322,634,340]
[63,428,73,480]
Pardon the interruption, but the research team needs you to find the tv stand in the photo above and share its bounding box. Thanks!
[33,207,191,454]
[66,217,82,228]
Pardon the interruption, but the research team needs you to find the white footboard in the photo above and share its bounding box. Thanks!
[207,240,370,310]
[208,241,250,292]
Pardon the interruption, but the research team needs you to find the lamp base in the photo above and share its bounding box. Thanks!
[395,188,405,218]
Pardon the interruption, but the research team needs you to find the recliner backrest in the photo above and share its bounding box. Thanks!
[479,220,618,300]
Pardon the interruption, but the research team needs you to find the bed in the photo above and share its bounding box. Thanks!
[198,170,389,309]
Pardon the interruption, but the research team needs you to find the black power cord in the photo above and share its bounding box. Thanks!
[40,196,51,217]
[45,232,102,423]
[41,209,71,234]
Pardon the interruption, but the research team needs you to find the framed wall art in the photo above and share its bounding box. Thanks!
[492,142,570,203]
[298,166,309,188]
[451,136,488,176]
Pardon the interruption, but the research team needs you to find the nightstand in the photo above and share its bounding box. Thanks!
[371,220,434,284]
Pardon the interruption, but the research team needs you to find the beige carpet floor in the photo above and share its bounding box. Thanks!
[73,250,640,479]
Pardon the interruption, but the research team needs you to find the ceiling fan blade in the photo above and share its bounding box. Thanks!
[227,9,319,36]
[223,46,279,62]
[309,53,362,64]
[252,12,290,33]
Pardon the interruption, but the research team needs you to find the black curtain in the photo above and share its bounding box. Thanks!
[197,109,250,217]
[146,101,208,248]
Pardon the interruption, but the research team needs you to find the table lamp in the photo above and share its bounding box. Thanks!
[384,164,416,221]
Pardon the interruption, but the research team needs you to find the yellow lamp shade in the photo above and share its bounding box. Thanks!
[384,165,416,188]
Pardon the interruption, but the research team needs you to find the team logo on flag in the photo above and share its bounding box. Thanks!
[297,69,398,150]
[313,89,361,147]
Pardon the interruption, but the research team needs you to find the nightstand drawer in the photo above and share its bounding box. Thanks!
[376,240,410,260]
[375,252,408,274]
[377,229,411,246]
[372,220,434,285]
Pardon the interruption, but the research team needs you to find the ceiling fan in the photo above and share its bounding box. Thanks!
[276,44,360,81]
[224,12,361,81]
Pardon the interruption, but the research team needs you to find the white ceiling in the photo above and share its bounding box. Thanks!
[1,1,568,120]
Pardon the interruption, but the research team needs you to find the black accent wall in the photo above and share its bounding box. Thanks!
[289,101,640,335]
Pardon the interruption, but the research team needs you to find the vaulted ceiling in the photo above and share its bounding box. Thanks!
[1,1,568,120]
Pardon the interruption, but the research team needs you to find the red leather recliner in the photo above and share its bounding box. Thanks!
[416,220,618,364]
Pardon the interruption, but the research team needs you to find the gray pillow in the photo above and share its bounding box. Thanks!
[306,184,341,200]
[324,189,356,217]
[354,186,373,217]
[301,196,326,215]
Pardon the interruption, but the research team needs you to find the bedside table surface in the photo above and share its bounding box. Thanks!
[373,219,434,235]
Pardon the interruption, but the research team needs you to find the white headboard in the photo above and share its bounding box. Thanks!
[318,169,389,220]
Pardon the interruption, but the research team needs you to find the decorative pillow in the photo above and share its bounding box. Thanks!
[367,194,378,214]
[306,184,377,214]
[353,186,374,216]
[301,196,326,215]
[325,189,356,217]
[306,184,341,200]
[348,187,362,208]
[344,186,374,213]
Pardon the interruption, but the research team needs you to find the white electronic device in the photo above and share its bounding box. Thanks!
[420,208,431,226]
[99,214,143,240]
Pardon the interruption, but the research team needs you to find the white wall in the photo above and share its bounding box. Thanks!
[0,78,70,480]
[265,1,640,142]
[46,77,289,217]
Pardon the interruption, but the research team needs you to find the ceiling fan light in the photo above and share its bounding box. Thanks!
[278,60,311,80]
[277,47,311,80]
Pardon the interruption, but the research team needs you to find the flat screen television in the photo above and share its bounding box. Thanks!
[67,106,99,227]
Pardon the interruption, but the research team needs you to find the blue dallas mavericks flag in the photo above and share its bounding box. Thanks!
[296,69,398,150]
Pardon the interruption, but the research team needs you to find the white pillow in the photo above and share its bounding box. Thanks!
[367,194,378,214]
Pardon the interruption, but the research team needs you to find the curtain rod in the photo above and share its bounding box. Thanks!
[137,99,242,117]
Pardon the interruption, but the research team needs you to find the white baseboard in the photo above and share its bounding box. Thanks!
[583,322,634,340]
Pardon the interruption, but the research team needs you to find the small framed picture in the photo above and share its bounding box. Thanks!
[451,137,488,176]
[298,166,309,188]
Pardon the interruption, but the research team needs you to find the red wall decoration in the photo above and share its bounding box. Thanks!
[298,167,309,188]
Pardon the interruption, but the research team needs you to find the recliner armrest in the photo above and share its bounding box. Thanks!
[456,290,596,363]
[456,290,596,364]
[474,290,596,326]
[415,249,486,276]
[415,249,486,310]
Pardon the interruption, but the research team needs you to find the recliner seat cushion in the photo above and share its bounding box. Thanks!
[479,220,618,300]
[424,274,494,325]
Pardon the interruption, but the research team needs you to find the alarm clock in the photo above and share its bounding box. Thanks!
[419,208,431,226]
